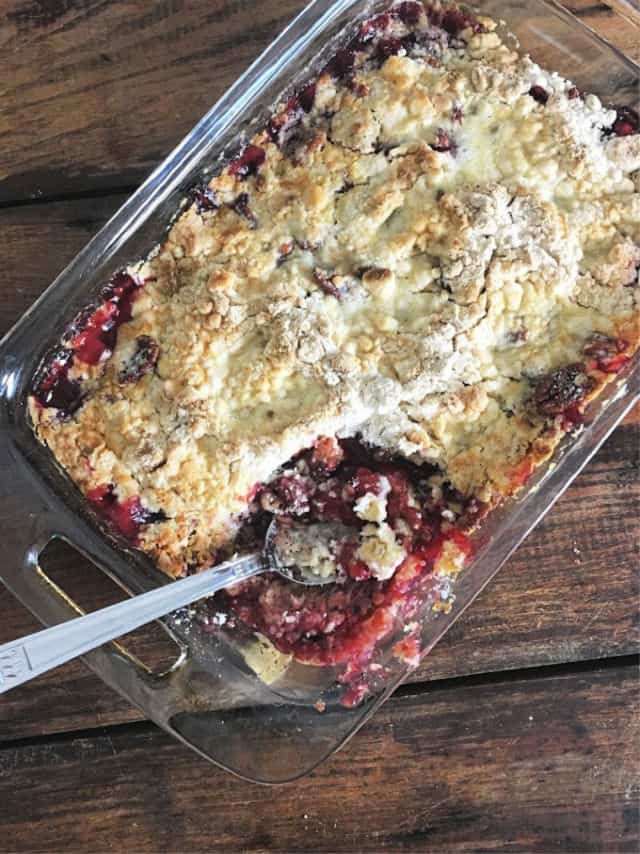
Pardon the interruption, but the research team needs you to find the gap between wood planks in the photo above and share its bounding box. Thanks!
[0,651,637,752]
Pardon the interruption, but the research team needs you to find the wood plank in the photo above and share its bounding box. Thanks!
[0,195,638,741]
[0,0,307,203]
[0,664,637,852]
[0,1,637,203]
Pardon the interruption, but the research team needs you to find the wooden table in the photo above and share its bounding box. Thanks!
[0,2,638,851]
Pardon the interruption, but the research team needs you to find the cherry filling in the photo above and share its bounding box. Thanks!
[87,484,166,543]
[583,335,630,374]
[190,185,219,214]
[211,437,473,675]
[528,85,549,105]
[532,340,630,430]
[267,85,317,148]
[68,272,141,366]
[32,272,143,418]
[609,106,640,138]
[228,144,266,179]
[32,348,84,416]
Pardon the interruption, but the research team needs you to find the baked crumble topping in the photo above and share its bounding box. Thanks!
[30,1,639,692]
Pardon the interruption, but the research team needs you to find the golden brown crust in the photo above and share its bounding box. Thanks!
[31,2,640,577]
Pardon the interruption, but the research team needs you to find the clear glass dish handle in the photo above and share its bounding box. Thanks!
[0,554,264,693]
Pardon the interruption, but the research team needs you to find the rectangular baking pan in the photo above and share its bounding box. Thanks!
[0,0,638,783]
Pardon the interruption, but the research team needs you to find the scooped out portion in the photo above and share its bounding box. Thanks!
[208,435,475,686]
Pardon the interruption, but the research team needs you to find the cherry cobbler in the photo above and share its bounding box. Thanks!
[30,1,639,697]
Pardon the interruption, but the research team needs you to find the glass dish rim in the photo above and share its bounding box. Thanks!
[0,0,638,784]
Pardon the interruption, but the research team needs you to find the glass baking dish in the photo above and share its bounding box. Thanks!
[0,0,638,784]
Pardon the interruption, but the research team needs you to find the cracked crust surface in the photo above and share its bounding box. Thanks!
[31,2,640,578]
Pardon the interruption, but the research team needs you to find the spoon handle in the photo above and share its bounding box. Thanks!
[0,553,264,694]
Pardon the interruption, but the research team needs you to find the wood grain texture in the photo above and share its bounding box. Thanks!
[0,195,638,741]
[0,6,638,849]
[0,1,637,203]
[0,664,638,853]
[0,0,306,202]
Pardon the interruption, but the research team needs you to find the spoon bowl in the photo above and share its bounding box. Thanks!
[0,516,349,693]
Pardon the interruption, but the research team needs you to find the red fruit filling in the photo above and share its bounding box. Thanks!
[393,2,423,26]
[69,272,141,366]
[430,7,485,36]
[32,272,143,417]
[533,344,630,429]
[314,267,343,300]
[610,106,639,138]
[190,185,218,213]
[583,335,630,374]
[87,484,166,543]
[32,348,84,416]
[229,144,266,179]
[431,128,456,153]
[210,436,472,680]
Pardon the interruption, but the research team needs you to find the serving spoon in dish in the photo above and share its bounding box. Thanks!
[0,518,351,694]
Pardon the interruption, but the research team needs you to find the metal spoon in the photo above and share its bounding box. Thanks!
[0,518,349,694]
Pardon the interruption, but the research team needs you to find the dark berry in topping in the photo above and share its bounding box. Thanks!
[119,335,160,384]
[324,47,357,80]
[88,483,166,542]
[298,82,317,113]
[560,402,585,431]
[230,192,257,228]
[432,7,484,36]
[376,37,403,61]
[359,12,392,40]
[268,96,304,148]
[431,129,456,153]
[583,335,629,373]
[190,185,218,214]
[528,85,549,105]
[533,363,595,416]
[32,347,84,416]
[452,105,464,122]
[297,238,320,252]
[314,267,342,300]
[610,105,640,137]
[70,302,118,364]
[276,241,294,266]
[567,86,580,100]
[99,272,140,318]
[393,2,423,27]
[229,144,266,178]
[507,327,528,344]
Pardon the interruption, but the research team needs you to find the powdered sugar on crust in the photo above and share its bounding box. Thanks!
[31,1,639,577]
